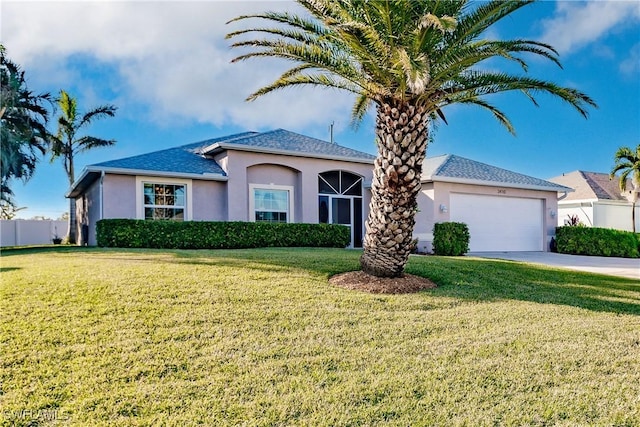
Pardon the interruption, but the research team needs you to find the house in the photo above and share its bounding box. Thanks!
[67,129,570,252]
[548,170,639,232]
[68,129,376,247]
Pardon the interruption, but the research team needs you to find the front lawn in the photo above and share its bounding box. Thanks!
[1,247,639,426]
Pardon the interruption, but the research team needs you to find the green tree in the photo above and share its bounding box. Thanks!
[0,201,27,220]
[49,90,117,243]
[610,144,640,233]
[226,0,596,278]
[0,44,50,207]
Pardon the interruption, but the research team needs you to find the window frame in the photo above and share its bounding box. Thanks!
[135,176,193,221]
[249,183,295,223]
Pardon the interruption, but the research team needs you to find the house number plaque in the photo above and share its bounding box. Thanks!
[497,189,507,194]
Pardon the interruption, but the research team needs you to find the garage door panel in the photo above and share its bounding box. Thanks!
[450,194,543,252]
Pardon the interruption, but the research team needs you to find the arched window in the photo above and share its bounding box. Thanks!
[318,171,362,196]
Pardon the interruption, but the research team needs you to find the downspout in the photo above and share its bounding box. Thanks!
[100,171,105,220]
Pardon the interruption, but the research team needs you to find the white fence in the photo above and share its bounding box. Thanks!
[0,220,69,247]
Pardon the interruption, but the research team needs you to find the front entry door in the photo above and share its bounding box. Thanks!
[318,170,364,248]
[319,195,363,248]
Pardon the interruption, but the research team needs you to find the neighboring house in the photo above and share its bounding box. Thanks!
[67,129,570,252]
[548,170,639,232]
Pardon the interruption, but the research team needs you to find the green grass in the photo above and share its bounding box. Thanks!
[1,247,639,426]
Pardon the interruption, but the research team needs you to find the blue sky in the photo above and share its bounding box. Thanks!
[2,0,639,219]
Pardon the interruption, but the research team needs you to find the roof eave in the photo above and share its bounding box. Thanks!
[203,142,375,165]
[558,197,630,205]
[66,168,98,198]
[422,175,575,193]
[66,166,228,198]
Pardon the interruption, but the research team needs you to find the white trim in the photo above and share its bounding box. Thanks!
[204,142,375,165]
[95,166,227,181]
[248,183,295,223]
[422,175,573,193]
[558,198,632,206]
[135,176,193,220]
[593,199,635,206]
[67,166,227,198]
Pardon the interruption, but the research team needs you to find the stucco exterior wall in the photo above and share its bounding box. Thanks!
[594,201,640,231]
[218,150,373,224]
[192,180,227,221]
[103,174,137,219]
[414,181,559,253]
[76,177,101,245]
[557,201,640,231]
[247,163,302,221]
[78,153,374,245]
[556,203,594,227]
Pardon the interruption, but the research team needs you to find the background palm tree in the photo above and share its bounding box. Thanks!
[49,90,117,244]
[0,44,50,208]
[610,144,640,233]
[227,0,596,278]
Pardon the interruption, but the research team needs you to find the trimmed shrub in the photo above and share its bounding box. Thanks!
[555,226,639,258]
[432,222,470,256]
[96,219,350,249]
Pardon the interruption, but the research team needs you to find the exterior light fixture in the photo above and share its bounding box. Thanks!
[439,204,448,213]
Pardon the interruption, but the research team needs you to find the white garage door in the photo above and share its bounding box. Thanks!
[450,194,543,252]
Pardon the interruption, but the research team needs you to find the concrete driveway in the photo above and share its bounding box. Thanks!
[469,251,640,280]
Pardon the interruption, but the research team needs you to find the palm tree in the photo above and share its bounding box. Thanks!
[226,0,596,278]
[0,44,50,206]
[610,144,640,233]
[49,90,117,244]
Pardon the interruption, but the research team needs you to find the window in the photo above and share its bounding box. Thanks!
[250,184,294,223]
[143,183,185,220]
[318,170,362,196]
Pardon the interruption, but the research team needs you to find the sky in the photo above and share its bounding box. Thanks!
[2,0,639,219]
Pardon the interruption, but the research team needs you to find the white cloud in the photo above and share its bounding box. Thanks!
[539,1,640,54]
[620,42,640,76]
[1,0,356,132]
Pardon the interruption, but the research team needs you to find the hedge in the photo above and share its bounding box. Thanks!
[96,219,350,249]
[432,222,470,256]
[555,226,639,258]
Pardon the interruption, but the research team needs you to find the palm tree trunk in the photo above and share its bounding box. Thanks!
[65,153,77,244]
[632,193,638,234]
[67,197,77,244]
[360,99,428,277]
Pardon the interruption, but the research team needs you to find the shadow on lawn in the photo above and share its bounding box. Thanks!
[406,256,640,316]
[4,246,638,316]
[169,248,640,316]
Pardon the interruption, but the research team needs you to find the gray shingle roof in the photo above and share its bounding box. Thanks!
[93,131,259,175]
[202,129,376,162]
[92,129,375,174]
[423,154,572,192]
[68,129,374,197]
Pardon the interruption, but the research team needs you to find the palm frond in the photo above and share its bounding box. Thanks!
[227,0,595,128]
[77,105,117,130]
[453,97,514,134]
[442,71,597,118]
[247,72,363,101]
[610,145,640,192]
[75,136,116,154]
[350,94,371,128]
